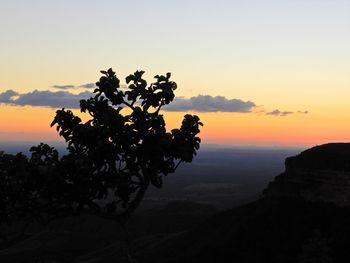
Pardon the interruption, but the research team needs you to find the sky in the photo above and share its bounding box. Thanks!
[0,0,349,148]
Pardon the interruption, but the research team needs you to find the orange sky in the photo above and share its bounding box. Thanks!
[1,104,349,148]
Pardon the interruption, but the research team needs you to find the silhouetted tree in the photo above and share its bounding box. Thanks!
[0,144,70,247]
[0,69,203,259]
[51,68,202,218]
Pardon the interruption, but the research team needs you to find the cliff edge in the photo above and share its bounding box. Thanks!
[264,143,350,206]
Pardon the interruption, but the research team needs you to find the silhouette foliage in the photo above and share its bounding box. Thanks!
[0,69,203,236]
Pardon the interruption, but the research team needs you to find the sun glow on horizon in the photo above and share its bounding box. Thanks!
[1,103,349,148]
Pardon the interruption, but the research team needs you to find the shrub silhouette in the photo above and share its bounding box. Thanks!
[51,68,203,216]
[0,69,202,250]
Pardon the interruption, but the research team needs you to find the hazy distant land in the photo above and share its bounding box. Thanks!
[0,142,300,210]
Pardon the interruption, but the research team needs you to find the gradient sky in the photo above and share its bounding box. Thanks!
[0,0,350,147]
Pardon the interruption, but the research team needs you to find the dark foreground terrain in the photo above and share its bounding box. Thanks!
[3,144,350,262]
[2,197,349,263]
[139,197,348,263]
[0,201,218,263]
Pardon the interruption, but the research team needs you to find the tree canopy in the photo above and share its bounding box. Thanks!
[0,69,203,232]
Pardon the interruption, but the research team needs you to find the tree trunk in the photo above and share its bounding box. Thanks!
[118,218,136,263]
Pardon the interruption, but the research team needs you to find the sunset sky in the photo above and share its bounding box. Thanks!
[0,0,349,148]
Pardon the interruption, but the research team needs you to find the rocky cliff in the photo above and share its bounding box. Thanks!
[264,143,350,206]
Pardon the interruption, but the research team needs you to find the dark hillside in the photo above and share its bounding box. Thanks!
[286,143,350,171]
[0,201,217,263]
[137,143,350,263]
[139,197,350,263]
[2,144,350,262]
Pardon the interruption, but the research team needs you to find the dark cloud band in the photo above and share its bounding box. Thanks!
[0,90,256,113]
[52,83,96,90]
[1,90,305,116]
[0,89,92,108]
[164,95,255,112]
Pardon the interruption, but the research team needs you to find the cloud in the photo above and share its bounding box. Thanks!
[0,89,92,108]
[298,110,309,114]
[0,91,256,112]
[0,89,308,117]
[266,109,293,116]
[79,83,96,89]
[52,83,96,90]
[164,95,256,112]
[51,85,75,90]
[5,90,310,117]
[0,90,18,103]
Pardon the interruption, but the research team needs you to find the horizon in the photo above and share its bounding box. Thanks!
[0,139,318,155]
